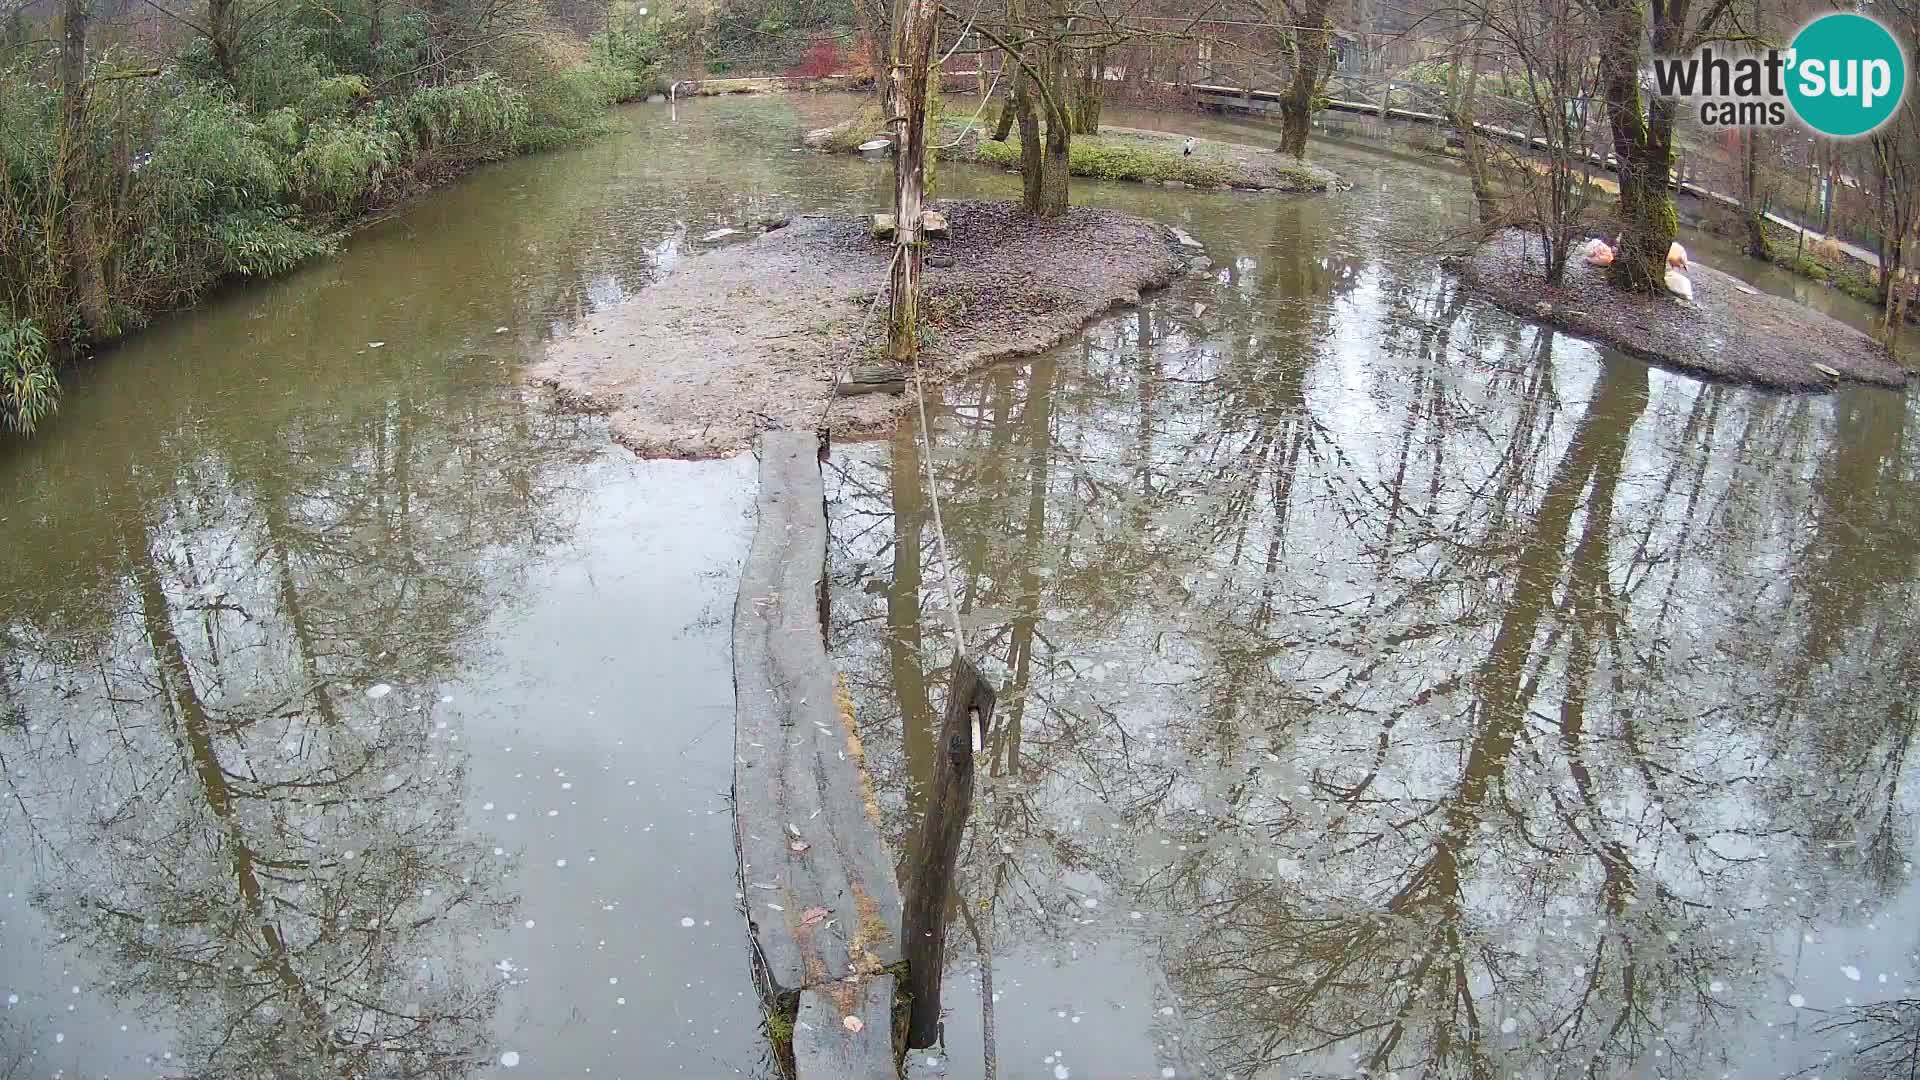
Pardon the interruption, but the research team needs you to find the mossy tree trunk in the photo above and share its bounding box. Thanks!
[1596,11,1675,290]
[993,61,1025,140]
[1278,0,1332,159]
[1005,0,1045,214]
[1034,2,1072,218]
[1038,110,1069,216]
[1594,0,1698,292]
[1071,45,1105,135]
[1015,68,1044,212]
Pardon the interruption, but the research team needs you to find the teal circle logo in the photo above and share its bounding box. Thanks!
[1787,13,1906,137]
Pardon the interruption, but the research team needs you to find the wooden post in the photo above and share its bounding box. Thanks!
[901,654,997,1049]
[886,0,938,363]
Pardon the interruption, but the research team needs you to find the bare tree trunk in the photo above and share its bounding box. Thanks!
[58,0,109,338]
[1071,45,1105,134]
[1030,0,1072,217]
[1036,44,1071,215]
[209,0,237,82]
[1039,110,1069,215]
[1452,47,1497,230]
[885,0,938,362]
[1595,0,1676,291]
[1278,0,1332,158]
[1016,48,1042,212]
[1889,231,1913,328]
[369,0,383,59]
[1741,129,1773,261]
[992,63,1024,140]
[852,0,888,92]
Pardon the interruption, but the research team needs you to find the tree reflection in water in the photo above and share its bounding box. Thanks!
[0,376,590,1077]
[829,253,1920,1078]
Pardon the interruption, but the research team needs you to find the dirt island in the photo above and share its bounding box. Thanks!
[532,199,1198,457]
[1456,229,1911,391]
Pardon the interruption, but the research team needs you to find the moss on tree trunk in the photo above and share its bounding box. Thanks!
[1595,0,1678,292]
[1071,46,1105,135]
[1038,119,1070,216]
[1278,0,1332,159]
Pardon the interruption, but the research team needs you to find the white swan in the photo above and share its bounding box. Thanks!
[1664,265,1694,301]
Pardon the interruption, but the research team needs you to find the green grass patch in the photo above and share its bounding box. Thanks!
[1757,220,1883,305]
[968,133,1235,187]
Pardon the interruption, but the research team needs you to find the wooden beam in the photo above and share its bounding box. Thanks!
[901,654,998,1049]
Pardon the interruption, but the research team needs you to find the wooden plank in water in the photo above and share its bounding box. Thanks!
[836,364,908,397]
[733,431,902,1074]
[794,976,897,1080]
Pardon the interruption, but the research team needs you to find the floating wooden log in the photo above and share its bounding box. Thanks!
[733,431,903,1077]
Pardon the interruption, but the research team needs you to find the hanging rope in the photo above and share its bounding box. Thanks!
[907,350,1004,1080]
[909,355,969,659]
[814,246,903,440]
[934,64,1005,151]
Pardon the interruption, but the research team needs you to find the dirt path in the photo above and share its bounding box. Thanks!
[531,200,1191,457]
[1456,230,1911,391]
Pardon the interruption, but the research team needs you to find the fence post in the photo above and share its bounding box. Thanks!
[901,654,997,1049]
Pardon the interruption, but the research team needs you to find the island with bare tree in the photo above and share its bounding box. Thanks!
[1437,0,1913,390]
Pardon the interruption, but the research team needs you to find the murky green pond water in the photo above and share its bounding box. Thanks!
[2,90,1914,1079]
[825,111,1920,1079]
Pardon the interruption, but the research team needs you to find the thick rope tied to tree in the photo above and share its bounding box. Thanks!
[909,355,968,660]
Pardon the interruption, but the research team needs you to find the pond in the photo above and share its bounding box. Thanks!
[824,109,1920,1079]
[0,89,1913,1080]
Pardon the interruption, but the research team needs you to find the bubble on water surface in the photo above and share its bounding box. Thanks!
[500,1051,520,1067]
[366,684,392,699]
[680,917,696,928]
[1842,966,1861,981]
[1789,994,1806,1008]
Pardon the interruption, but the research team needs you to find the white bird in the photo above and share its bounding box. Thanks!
[1580,236,1615,267]
[1667,241,1689,270]
[1664,264,1694,302]
[1184,137,1196,157]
